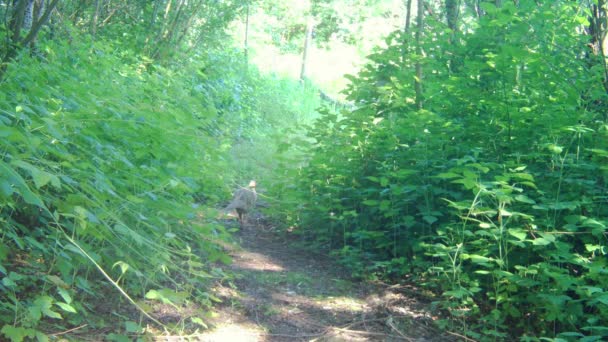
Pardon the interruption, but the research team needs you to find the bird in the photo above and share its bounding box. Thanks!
[224,180,257,227]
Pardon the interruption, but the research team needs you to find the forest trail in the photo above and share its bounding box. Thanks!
[196,213,456,342]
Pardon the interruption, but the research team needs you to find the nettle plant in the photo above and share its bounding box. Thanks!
[0,39,236,339]
[430,147,608,340]
[289,1,608,340]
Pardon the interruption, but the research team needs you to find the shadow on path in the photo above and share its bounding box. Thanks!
[200,214,457,342]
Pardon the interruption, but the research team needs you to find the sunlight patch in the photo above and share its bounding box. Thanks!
[196,324,262,342]
[316,296,368,312]
[232,250,285,272]
[271,291,369,314]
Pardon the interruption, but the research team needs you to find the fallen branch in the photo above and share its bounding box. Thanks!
[386,317,415,341]
[446,330,478,342]
[49,324,88,336]
[264,331,326,339]
[340,317,388,330]
[330,326,412,340]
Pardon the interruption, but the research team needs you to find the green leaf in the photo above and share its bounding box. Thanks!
[380,177,389,187]
[443,287,470,299]
[465,254,493,265]
[362,200,379,206]
[379,200,391,211]
[0,162,44,208]
[33,296,62,319]
[546,144,563,154]
[423,215,437,225]
[145,288,189,308]
[55,302,77,313]
[12,160,61,189]
[452,178,477,190]
[509,172,534,182]
[191,316,208,329]
[106,333,131,342]
[469,163,490,173]
[46,275,70,290]
[585,244,601,252]
[124,321,141,333]
[435,172,461,179]
[0,126,16,138]
[514,195,535,204]
[113,261,130,275]
[557,332,584,338]
[126,194,144,203]
[57,288,72,304]
[0,180,13,196]
[1,326,38,342]
[2,276,17,288]
[508,229,527,241]
[594,294,608,305]
[532,237,553,246]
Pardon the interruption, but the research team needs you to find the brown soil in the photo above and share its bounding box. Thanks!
[58,213,460,341]
[195,214,458,342]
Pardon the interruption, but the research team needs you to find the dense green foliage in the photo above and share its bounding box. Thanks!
[0,1,320,339]
[0,39,241,338]
[4,0,608,340]
[274,1,608,340]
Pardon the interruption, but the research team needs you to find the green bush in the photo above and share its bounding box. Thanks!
[0,37,235,337]
[282,2,608,340]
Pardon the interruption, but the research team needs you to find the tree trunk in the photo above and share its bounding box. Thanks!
[300,15,314,81]
[35,0,47,23]
[405,0,413,31]
[401,0,413,65]
[1,0,59,79]
[8,0,29,44]
[21,0,57,47]
[588,0,608,93]
[445,0,459,73]
[91,0,101,37]
[244,2,250,70]
[415,0,424,110]
[23,0,34,31]
[150,0,160,27]
[445,0,458,32]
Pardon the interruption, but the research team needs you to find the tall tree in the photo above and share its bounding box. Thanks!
[244,1,250,70]
[587,0,608,93]
[300,13,315,80]
[402,0,413,64]
[1,0,59,79]
[445,0,460,73]
[415,0,424,109]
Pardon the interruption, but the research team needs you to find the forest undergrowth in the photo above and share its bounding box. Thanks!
[0,32,320,340]
[267,2,608,341]
[2,1,608,341]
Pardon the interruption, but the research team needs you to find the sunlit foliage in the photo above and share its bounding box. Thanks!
[275,1,608,339]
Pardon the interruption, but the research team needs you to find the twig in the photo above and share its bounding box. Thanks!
[340,317,388,329]
[50,324,88,336]
[62,234,165,328]
[386,318,415,341]
[446,330,478,342]
[331,326,412,340]
[263,331,327,338]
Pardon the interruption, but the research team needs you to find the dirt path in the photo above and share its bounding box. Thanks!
[199,214,456,342]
